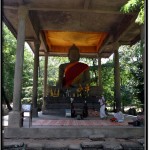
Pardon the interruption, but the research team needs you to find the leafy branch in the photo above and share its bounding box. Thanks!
[121,0,145,24]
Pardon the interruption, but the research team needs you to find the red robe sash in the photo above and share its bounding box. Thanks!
[63,61,89,87]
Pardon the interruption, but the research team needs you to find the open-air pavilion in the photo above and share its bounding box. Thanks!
[3,0,144,140]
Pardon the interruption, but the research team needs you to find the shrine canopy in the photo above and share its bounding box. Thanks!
[3,0,141,58]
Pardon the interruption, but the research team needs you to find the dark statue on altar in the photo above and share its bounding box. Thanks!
[57,44,90,118]
[57,44,90,97]
[43,45,100,118]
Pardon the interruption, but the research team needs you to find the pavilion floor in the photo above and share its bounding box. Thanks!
[2,110,144,139]
[2,110,139,128]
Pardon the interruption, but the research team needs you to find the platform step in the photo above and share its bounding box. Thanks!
[4,126,144,139]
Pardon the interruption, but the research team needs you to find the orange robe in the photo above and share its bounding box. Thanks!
[63,61,89,88]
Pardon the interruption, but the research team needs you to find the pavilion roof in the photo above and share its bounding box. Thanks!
[3,0,141,58]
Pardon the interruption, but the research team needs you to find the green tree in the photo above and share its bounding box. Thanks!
[119,43,144,110]
[2,23,16,103]
[101,61,114,107]
[2,23,34,107]
[121,0,145,24]
[21,48,34,101]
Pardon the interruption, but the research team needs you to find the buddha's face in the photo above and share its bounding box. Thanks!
[68,49,80,62]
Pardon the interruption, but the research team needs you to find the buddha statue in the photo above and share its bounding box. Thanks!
[57,44,90,93]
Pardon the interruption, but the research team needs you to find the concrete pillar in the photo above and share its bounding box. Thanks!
[140,24,145,112]
[32,40,40,117]
[140,24,145,70]
[8,6,28,127]
[113,45,121,110]
[42,53,48,110]
[140,24,144,43]
[98,56,103,95]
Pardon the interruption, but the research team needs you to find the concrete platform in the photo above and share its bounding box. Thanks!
[4,126,144,139]
[3,111,144,139]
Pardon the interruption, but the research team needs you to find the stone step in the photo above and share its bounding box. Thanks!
[3,138,145,150]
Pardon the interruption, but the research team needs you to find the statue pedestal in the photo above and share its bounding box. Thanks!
[42,96,99,115]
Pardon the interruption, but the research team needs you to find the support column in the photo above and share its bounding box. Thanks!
[8,6,28,127]
[98,56,103,95]
[42,53,48,110]
[140,24,145,70]
[140,24,145,112]
[32,40,40,117]
[114,44,121,110]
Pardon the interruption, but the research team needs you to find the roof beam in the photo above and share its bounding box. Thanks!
[83,0,91,9]
[3,4,136,15]
[28,12,40,39]
[25,37,35,41]
[119,34,140,46]
[3,9,38,44]
[100,52,112,58]
[2,15,17,38]
[18,0,25,5]
[130,34,141,45]
[40,31,49,52]
[113,15,139,42]
[98,34,114,54]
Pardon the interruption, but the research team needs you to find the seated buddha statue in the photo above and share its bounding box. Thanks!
[57,44,90,92]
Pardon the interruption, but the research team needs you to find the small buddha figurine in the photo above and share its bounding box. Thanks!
[57,44,90,92]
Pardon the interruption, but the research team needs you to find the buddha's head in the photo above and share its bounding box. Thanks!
[68,44,80,62]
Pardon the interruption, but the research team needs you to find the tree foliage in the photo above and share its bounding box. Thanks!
[2,23,16,102]
[121,0,145,24]
[99,42,144,110]
[101,61,114,106]
[2,23,34,103]
[119,42,144,109]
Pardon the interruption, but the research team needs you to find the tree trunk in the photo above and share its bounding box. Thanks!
[2,87,12,111]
